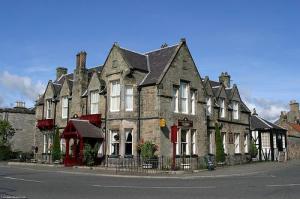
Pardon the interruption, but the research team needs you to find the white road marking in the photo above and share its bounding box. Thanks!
[266,184,300,187]
[92,184,216,189]
[4,176,42,183]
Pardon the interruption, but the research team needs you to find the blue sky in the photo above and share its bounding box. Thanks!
[0,0,299,121]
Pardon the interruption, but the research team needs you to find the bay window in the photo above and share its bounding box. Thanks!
[125,85,133,111]
[61,96,68,119]
[110,80,120,112]
[209,131,214,154]
[110,130,120,156]
[222,132,227,154]
[180,129,189,155]
[90,91,99,114]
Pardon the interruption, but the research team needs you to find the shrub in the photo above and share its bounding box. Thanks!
[215,123,225,163]
[140,141,157,160]
[0,145,12,160]
[249,140,258,158]
[52,128,61,162]
[83,143,99,166]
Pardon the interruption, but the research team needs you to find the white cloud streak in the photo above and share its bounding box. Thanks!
[0,71,46,102]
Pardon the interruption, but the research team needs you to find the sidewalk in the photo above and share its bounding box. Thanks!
[4,160,299,178]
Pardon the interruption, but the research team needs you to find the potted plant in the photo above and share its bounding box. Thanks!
[249,140,258,161]
[138,141,158,169]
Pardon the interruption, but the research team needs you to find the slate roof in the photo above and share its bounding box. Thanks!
[250,115,286,131]
[119,48,148,72]
[68,119,104,139]
[209,80,221,87]
[0,107,35,114]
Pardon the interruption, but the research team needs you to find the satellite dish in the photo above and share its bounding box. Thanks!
[99,79,107,94]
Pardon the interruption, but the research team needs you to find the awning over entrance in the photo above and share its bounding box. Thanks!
[61,119,104,166]
[62,119,104,139]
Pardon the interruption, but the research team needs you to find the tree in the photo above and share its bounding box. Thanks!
[215,123,225,163]
[52,128,61,161]
[0,119,15,146]
[83,143,99,166]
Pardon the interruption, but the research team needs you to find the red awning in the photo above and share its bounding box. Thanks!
[62,119,104,139]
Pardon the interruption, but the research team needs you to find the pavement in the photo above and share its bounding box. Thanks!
[0,160,300,199]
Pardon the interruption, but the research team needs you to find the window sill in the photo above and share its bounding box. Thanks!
[124,155,134,158]
[110,110,120,113]
[108,155,120,158]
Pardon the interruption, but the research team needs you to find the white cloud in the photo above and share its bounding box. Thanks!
[241,89,288,122]
[0,71,46,103]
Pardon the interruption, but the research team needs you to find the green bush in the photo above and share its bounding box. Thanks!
[52,128,61,162]
[215,123,225,163]
[0,145,12,160]
[83,143,99,166]
[140,141,157,160]
[249,140,258,158]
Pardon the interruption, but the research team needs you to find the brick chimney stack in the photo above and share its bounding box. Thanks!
[219,72,231,88]
[56,67,68,79]
[76,51,87,70]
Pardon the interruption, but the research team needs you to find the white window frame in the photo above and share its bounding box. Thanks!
[46,99,52,119]
[220,99,225,118]
[180,129,190,155]
[176,129,179,155]
[173,87,179,113]
[125,129,133,155]
[222,132,227,154]
[125,85,133,111]
[110,80,120,112]
[61,96,68,119]
[234,133,240,153]
[191,91,196,115]
[110,130,120,155]
[191,129,196,155]
[206,97,212,116]
[261,133,270,148]
[282,134,286,149]
[273,134,277,149]
[244,134,249,153]
[209,132,214,154]
[90,91,99,114]
[232,101,239,120]
[180,82,188,114]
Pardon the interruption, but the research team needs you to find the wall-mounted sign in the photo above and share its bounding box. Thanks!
[178,117,193,128]
[160,118,166,127]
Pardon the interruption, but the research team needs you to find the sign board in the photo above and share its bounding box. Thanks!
[160,118,166,127]
[178,117,193,128]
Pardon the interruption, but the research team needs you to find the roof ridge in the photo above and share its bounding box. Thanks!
[255,115,272,128]
[119,46,146,56]
[144,44,179,55]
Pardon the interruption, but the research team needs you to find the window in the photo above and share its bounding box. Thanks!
[110,80,120,112]
[125,129,133,155]
[125,85,133,111]
[206,97,212,116]
[261,133,270,148]
[222,132,227,154]
[191,91,196,115]
[273,134,277,148]
[209,132,214,154]
[46,99,52,119]
[180,82,188,114]
[232,101,239,120]
[173,87,179,113]
[282,135,286,148]
[175,129,179,155]
[244,134,249,153]
[110,130,120,155]
[90,91,99,114]
[181,129,189,155]
[234,133,240,153]
[220,99,225,118]
[61,97,68,119]
[191,130,196,155]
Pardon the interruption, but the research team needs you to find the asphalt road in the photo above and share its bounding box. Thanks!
[0,161,300,199]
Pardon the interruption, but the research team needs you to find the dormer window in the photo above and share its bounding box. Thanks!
[90,91,99,114]
[46,99,52,119]
[220,99,225,118]
[61,96,68,119]
[232,101,239,120]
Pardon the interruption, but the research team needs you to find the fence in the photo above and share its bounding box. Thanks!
[109,156,209,174]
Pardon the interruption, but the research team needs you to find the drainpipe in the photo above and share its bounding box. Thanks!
[104,94,108,165]
[137,86,141,158]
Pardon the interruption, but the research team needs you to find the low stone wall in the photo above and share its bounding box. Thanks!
[288,137,300,159]
[225,154,250,165]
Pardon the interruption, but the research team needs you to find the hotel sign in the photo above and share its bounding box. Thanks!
[178,117,193,128]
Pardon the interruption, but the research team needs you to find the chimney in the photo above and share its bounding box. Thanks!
[76,51,87,70]
[56,67,68,79]
[290,100,299,113]
[15,101,25,108]
[219,72,231,88]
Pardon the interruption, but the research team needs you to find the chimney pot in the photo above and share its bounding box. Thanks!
[56,67,68,79]
[219,72,231,88]
[76,51,87,70]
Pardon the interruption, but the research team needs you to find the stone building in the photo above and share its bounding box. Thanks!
[35,39,251,166]
[0,102,35,153]
[277,100,300,159]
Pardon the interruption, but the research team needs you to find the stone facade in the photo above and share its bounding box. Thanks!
[35,39,251,165]
[0,102,35,153]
